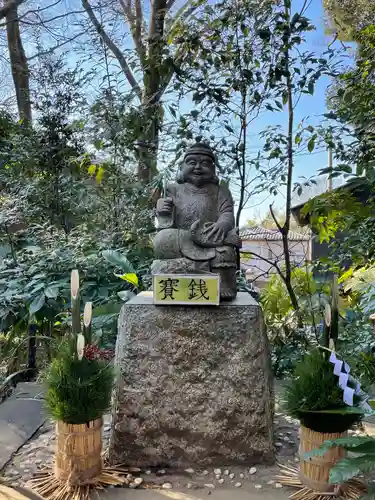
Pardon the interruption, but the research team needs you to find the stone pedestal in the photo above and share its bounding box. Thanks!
[108,292,274,467]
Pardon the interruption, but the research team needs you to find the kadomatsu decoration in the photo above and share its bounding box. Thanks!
[278,348,370,500]
[26,270,130,500]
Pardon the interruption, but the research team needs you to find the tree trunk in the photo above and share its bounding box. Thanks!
[5,0,31,125]
[282,0,302,327]
[137,0,167,183]
[136,107,160,184]
[82,0,172,184]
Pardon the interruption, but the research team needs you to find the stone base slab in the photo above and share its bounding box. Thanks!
[108,292,274,467]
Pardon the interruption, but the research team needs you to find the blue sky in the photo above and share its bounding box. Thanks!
[16,0,351,224]
[239,0,353,223]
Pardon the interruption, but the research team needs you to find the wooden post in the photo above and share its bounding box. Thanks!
[27,323,37,380]
[327,147,339,349]
[370,313,375,334]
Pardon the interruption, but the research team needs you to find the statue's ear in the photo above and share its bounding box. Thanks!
[176,168,184,184]
[212,175,219,185]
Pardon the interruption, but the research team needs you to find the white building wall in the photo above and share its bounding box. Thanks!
[241,238,311,285]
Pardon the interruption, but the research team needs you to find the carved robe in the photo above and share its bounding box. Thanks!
[154,182,239,266]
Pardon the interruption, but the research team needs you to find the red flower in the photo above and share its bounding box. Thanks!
[83,344,115,361]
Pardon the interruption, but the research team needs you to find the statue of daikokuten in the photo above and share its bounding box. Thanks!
[152,143,242,300]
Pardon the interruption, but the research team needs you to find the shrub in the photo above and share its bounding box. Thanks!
[284,349,365,432]
[44,269,114,424]
[261,268,330,377]
[45,342,114,424]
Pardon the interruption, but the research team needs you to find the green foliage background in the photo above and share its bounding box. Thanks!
[1,0,375,396]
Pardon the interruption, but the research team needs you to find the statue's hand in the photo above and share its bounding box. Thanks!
[157,197,173,215]
[191,221,225,247]
[203,222,225,245]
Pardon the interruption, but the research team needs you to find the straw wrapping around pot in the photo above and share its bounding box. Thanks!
[55,417,103,485]
[299,425,346,492]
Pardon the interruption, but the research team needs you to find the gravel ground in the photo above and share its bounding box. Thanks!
[0,389,366,496]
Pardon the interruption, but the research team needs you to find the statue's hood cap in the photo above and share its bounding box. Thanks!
[184,143,215,161]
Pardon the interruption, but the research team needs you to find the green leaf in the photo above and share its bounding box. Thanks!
[314,437,375,457]
[96,166,105,183]
[240,23,249,36]
[44,285,60,299]
[114,273,138,287]
[329,452,375,484]
[94,139,104,150]
[336,164,352,174]
[282,91,288,105]
[331,436,375,449]
[307,137,315,153]
[300,406,366,414]
[338,267,354,284]
[88,164,96,175]
[343,441,375,455]
[305,436,375,461]
[29,293,46,315]
[102,250,135,272]
[329,458,362,484]
[30,282,45,294]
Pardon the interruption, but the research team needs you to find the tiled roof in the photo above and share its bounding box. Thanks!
[239,226,311,242]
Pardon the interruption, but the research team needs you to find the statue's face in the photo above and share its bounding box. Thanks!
[182,154,215,186]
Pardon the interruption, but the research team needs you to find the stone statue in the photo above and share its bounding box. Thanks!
[152,143,241,300]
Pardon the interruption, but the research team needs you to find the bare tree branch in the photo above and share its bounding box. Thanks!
[240,249,283,276]
[269,203,283,233]
[82,0,142,99]
[134,0,144,53]
[28,32,86,61]
[0,10,85,28]
[0,0,62,25]
[0,0,25,21]
[119,0,146,62]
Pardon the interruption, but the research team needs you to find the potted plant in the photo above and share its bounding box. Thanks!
[305,434,375,498]
[282,348,368,494]
[42,270,115,493]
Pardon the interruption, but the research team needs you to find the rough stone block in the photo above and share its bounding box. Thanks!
[109,292,274,467]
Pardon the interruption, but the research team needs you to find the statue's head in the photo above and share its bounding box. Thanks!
[177,143,218,186]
